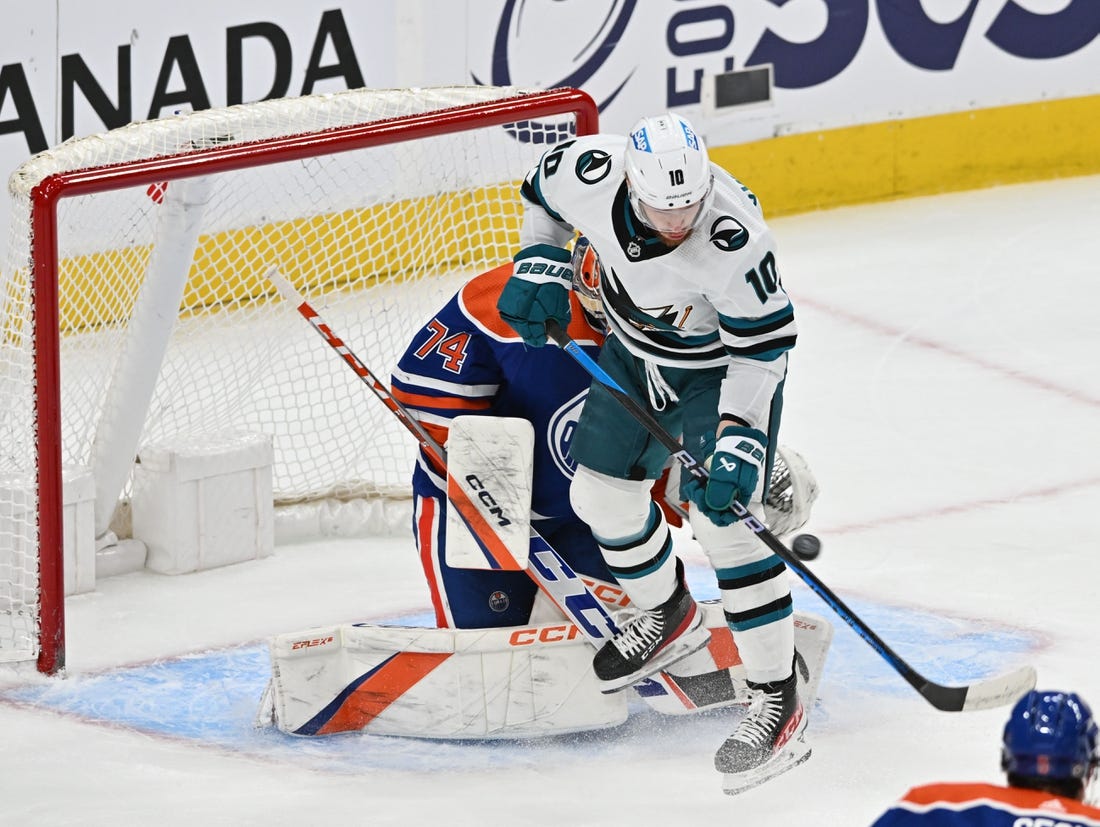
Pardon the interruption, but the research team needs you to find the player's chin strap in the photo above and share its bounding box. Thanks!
[544,319,1037,714]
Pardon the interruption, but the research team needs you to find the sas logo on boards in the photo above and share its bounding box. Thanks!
[472,0,639,115]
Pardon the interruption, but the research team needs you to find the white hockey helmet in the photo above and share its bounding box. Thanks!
[570,236,604,328]
[624,112,713,240]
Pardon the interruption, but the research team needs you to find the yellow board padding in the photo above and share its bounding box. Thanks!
[55,183,523,333]
[46,92,1100,332]
[709,92,1100,217]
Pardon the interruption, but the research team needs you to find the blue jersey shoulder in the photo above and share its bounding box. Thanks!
[395,266,602,520]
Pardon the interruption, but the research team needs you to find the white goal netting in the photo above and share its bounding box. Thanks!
[0,85,590,670]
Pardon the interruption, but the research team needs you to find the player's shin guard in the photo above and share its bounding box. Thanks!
[717,555,796,684]
[596,503,679,609]
[572,468,710,690]
[571,467,679,610]
[691,509,796,684]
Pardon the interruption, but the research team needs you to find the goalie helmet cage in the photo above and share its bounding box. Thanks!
[0,85,598,675]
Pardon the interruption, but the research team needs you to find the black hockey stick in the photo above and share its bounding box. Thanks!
[546,318,1036,712]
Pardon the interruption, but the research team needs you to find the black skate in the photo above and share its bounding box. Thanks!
[715,671,811,795]
[593,563,709,693]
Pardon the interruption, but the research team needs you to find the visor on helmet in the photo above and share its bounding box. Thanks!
[623,112,713,242]
[633,197,707,239]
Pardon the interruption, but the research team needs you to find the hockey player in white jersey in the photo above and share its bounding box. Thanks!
[497,112,805,790]
[256,240,828,745]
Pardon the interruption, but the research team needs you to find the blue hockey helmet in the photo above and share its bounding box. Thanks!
[1001,691,1099,782]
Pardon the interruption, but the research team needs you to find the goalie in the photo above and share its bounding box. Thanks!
[257,240,828,741]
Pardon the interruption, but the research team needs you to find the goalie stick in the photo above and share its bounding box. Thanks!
[266,269,619,647]
[545,318,1036,713]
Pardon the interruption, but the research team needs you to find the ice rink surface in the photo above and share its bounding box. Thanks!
[2,174,1098,825]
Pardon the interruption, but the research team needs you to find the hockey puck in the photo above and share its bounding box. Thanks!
[792,533,821,561]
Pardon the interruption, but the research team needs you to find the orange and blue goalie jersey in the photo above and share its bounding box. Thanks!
[391,263,603,522]
[390,263,609,628]
[871,782,1100,826]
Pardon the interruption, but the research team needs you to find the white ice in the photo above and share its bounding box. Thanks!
[3,174,1098,826]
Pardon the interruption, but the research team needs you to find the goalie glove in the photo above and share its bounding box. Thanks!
[497,244,573,348]
[685,426,767,526]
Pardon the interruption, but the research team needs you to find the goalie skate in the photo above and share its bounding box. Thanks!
[716,671,812,795]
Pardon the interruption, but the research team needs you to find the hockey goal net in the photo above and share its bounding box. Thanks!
[1,85,596,674]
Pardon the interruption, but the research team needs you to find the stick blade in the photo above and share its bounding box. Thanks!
[264,267,303,305]
[920,665,1038,712]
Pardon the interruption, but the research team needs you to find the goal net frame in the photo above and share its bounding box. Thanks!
[4,85,597,675]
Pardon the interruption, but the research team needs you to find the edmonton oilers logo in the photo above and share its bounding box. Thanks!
[548,388,588,478]
[471,0,639,143]
[488,591,510,613]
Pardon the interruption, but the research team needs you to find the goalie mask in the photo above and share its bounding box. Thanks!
[571,237,604,329]
[624,112,713,243]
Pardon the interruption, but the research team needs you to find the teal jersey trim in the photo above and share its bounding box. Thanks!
[715,557,783,580]
[727,603,794,632]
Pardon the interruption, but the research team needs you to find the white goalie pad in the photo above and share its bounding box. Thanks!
[257,620,627,739]
[634,602,833,716]
[255,604,834,740]
[445,415,534,570]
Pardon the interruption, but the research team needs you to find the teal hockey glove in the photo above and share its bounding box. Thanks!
[686,426,767,526]
[496,245,573,348]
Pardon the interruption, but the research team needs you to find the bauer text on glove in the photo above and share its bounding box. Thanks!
[496,245,573,348]
[688,426,767,526]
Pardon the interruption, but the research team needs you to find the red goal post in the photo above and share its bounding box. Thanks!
[1,85,598,675]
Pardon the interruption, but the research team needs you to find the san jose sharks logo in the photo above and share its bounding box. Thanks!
[602,266,689,331]
[627,305,681,331]
[576,149,613,184]
[710,216,749,251]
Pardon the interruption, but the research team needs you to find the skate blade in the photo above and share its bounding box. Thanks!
[720,741,812,796]
[598,626,712,695]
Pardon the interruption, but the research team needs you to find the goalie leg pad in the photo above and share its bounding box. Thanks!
[261,621,628,739]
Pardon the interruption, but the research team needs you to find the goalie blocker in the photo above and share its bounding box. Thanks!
[256,602,832,739]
